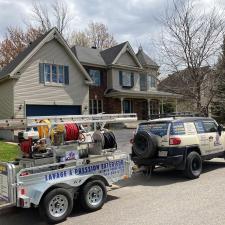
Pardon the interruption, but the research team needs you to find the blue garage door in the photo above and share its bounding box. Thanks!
[26,105,81,117]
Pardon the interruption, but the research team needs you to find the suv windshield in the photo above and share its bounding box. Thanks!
[138,122,169,137]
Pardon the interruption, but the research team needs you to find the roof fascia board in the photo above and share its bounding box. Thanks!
[108,64,144,72]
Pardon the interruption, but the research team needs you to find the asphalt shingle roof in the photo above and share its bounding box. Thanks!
[100,42,127,65]
[136,47,158,68]
[0,28,54,79]
[71,46,106,66]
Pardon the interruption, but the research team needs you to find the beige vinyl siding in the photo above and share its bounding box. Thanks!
[116,52,138,67]
[14,39,89,118]
[0,80,14,119]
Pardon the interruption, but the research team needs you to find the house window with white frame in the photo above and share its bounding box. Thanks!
[149,75,157,88]
[89,99,103,114]
[89,69,101,86]
[42,64,68,84]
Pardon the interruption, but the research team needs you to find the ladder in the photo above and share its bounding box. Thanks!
[0,113,137,130]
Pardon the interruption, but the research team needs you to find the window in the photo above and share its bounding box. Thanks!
[119,71,134,88]
[202,121,218,133]
[194,121,205,134]
[140,74,147,91]
[52,65,57,83]
[170,122,185,135]
[45,64,51,82]
[42,64,68,84]
[123,100,133,113]
[58,65,64,84]
[89,99,103,114]
[89,69,101,86]
[149,75,157,88]
[138,122,169,137]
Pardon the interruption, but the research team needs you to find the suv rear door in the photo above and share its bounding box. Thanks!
[201,120,223,154]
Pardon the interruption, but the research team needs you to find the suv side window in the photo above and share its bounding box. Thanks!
[170,122,185,135]
[194,121,205,134]
[202,120,218,133]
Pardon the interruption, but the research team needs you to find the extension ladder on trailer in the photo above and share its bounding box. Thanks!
[0,113,137,129]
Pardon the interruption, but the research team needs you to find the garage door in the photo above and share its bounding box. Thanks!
[26,105,81,117]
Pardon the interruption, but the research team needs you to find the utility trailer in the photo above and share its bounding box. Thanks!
[0,113,137,223]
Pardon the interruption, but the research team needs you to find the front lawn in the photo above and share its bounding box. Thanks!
[0,141,19,162]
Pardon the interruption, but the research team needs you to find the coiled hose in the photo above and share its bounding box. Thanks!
[102,131,117,149]
[64,123,79,141]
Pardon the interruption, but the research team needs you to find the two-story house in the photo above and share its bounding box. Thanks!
[0,27,92,139]
[72,43,180,120]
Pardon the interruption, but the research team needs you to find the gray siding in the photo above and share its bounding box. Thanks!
[14,39,89,118]
[0,80,14,119]
[116,52,138,67]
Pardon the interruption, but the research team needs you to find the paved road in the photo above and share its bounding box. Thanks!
[1,129,225,225]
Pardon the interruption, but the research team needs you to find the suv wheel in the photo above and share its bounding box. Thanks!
[184,151,202,179]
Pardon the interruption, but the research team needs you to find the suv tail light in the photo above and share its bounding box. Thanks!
[169,137,181,145]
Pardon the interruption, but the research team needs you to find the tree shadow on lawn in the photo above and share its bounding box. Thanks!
[117,159,225,188]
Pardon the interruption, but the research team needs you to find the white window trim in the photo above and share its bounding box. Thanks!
[89,99,103,114]
[44,63,66,85]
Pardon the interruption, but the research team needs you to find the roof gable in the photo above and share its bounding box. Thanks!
[116,51,139,67]
[0,27,92,83]
[100,42,127,65]
[136,47,158,68]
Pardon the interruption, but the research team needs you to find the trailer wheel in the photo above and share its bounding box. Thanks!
[80,180,107,212]
[39,188,73,224]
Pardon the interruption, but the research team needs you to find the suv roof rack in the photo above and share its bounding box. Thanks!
[149,112,203,120]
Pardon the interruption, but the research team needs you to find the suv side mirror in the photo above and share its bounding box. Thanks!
[218,124,223,136]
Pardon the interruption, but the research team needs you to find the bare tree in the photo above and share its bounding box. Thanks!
[87,22,117,49]
[70,22,117,49]
[30,0,72,36]
[159,0,225,114]
[0,26,43,68]
[70,31,90,47]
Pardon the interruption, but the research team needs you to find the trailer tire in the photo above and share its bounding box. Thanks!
[39,188,73,224]
[80,180,107,212]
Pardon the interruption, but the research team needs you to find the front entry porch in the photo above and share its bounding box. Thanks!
[119,98,178,120]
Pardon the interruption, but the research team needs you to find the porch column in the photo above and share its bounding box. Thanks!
[120,97,124,113]
[158,99,160,115]
[161,98,164,114]
[147,99,151,119]
[175,99,178,113]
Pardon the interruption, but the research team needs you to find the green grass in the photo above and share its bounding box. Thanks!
[0,141,19,162]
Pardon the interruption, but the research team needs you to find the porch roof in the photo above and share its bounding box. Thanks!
[105,89,182,99]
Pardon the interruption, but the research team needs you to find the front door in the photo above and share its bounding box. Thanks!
[141,100,148,120]
[123,100,133,113]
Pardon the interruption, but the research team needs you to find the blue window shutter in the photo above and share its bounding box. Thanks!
[64,66,69,85]
[39,63,44,83]
[131,72,134,87]
[119,71,123,86]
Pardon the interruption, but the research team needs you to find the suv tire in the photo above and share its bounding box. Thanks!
[184,151,202,179]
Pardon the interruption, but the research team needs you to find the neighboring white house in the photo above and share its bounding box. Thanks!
[0,27,92,139]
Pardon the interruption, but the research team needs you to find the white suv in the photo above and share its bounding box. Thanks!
[131,117,225,179]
